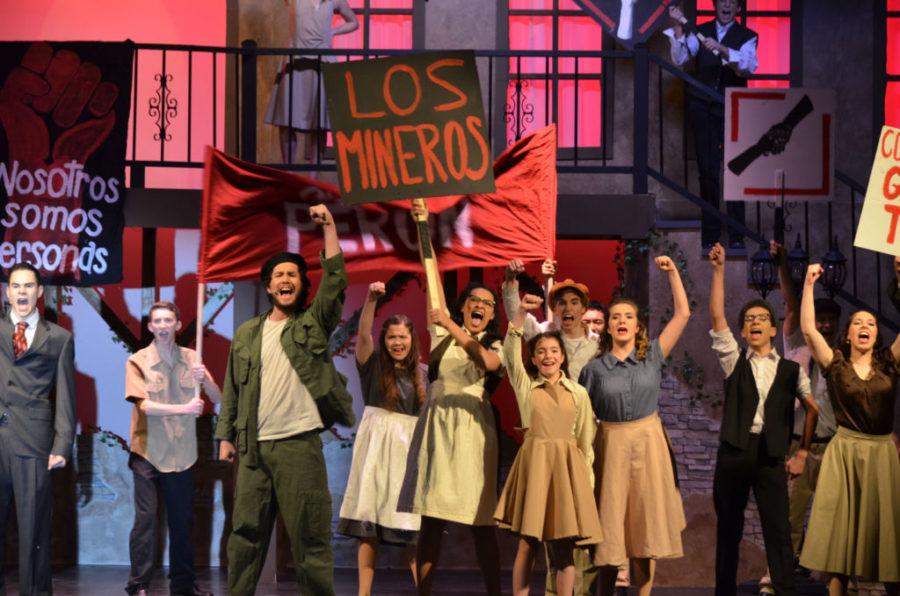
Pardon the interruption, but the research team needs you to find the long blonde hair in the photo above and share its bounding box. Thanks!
[601,297,650,361]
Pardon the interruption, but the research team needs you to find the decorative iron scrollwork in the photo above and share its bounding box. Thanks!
[149,73,178,142]
[504,78,535,143]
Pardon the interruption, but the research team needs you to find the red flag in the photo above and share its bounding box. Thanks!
[199,124,557,282]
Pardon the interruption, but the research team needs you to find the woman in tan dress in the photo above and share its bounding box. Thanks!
[496,294,602,596]
[799,264,900,596]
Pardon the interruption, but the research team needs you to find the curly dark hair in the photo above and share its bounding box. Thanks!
[450,282,502,346]
[377,315,427,411]
[259,252,311,311]
[524,331,570,379]
[599,297,650,361]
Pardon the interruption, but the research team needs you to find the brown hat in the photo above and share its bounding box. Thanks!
[548,279,589,306]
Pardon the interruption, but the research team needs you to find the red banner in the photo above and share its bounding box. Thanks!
[199,124,557,282]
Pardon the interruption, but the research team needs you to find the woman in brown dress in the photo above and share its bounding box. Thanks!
[495,294,602,596]
[799,264,900,596]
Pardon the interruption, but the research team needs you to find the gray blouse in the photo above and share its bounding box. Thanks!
[578,338,664,422]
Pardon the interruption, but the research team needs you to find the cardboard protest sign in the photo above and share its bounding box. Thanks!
[573,0,674,50]
[854,126,900,256]
[724,88,835,202]
[0,41,133,284]
[323,51,495,205]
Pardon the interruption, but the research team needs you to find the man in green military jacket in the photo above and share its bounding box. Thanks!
[216,203,355,595]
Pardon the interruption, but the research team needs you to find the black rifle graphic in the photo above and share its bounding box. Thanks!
[727,94,814,176]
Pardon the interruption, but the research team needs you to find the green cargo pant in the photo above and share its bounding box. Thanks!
[227,433,334,595]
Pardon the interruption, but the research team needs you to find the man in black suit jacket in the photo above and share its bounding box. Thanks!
[0,262,76,596]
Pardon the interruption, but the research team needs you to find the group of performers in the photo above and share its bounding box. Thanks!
[1,1,898,595]
[1,205,899,596]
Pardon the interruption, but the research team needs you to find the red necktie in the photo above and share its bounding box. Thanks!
[13,321,27,359]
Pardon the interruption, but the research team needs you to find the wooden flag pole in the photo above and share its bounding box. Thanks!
[194,282,205,399]
[545,275,554,323]
[411,198,443,312]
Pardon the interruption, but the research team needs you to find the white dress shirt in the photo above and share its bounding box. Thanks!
[663,19,758,78]
[710,328,811,434]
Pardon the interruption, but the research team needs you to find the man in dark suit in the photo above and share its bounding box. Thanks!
[0,262,76,596]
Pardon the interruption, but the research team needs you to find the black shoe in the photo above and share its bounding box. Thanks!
[171,586,213,596]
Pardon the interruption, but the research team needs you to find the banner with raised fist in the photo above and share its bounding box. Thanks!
[0,41,134,285]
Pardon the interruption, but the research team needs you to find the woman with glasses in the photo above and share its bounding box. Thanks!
[578,255,691,596]
[398,200,505,596]
[798,264,899,596]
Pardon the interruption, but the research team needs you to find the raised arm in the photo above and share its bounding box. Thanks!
[306,203,348,334]
[772,240,800,337]
[356,282,384,365]
[800,264,834,369]
[664,5,698,66]
[502,259,525,321]
[333,0,360,36]
[502,259,542,339]
[503,296,544,422]
[310,203,340,259]
[709,243,728,332]
[656,255,691,359]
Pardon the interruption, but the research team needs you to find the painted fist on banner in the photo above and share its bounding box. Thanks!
[0,42,121,279]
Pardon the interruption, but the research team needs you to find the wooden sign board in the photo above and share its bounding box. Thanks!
[854,126,900,256]
[323,51,495,205]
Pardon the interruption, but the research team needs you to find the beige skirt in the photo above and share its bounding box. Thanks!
[799,426,900,582]
[594,413,685,565]
[494,435,603,544]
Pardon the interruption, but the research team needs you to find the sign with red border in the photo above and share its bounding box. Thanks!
[724,87,835,202]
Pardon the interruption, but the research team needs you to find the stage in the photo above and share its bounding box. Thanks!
[5,567,834,595]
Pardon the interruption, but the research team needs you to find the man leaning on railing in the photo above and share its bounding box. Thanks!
[663,0,758,254]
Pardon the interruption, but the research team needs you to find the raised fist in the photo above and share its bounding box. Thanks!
[308,203,333,226]
[367,281,386,302]
[708,242,726,269]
